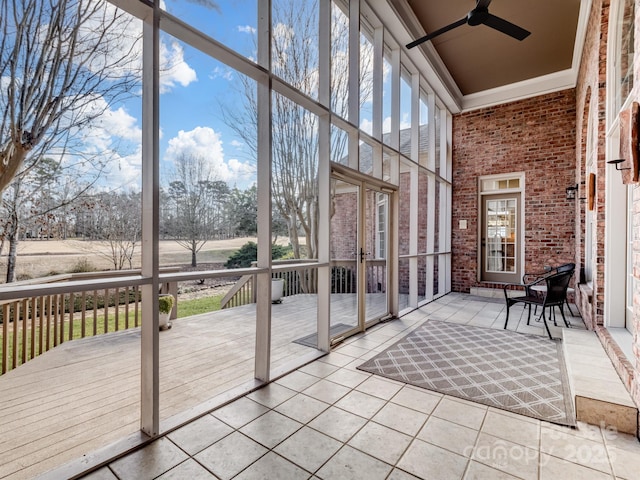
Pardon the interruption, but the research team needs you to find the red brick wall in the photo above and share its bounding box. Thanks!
[574,0,608,330]
[451,90,577,292]
[330,189,358,260]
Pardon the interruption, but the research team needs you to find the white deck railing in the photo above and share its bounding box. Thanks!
[0,266,263,375]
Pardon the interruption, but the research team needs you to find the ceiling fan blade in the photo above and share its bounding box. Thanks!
[476,0,492,9]
[482,13,530,40]
[406,17,467,49]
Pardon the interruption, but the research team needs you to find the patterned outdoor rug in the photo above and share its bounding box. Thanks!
[358,320,575,426]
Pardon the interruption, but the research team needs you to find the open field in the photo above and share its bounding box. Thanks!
[0,238,259,282]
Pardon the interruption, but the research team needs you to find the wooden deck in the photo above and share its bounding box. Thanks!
[0,293,385,479]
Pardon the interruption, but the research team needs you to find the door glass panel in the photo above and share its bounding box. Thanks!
[365,188,388,323]
[485,198,516,273]
[481,193,520,283]
[330,178,359,336]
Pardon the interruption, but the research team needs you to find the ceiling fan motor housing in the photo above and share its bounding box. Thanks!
[468,7,489,26]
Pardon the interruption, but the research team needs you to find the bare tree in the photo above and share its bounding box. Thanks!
[221,0,370,259]
[92,191,141,270]
[165,154,229,267]
[1,158,98,282]
[0,0,140,194]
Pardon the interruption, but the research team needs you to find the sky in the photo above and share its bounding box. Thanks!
[93,0,259,191]
[90,0,412,192]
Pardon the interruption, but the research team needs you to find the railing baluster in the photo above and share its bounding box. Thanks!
[30,297,36,360]
[124,286,130,330]
[114,287,120,331]
[59,295,65,345]
[13,302,19,368]
[45,296,51,351]
[93,290,98,336]
[104,289,109,334]
[53,295,59,347]
[81,291,86,339]
[134,286,139,327]
[38,296,44,355]
[68,293,74,341]
[2,304,8,374]
[21,299,27,365]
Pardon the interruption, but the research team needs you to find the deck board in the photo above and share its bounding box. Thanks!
[0,293,382,479]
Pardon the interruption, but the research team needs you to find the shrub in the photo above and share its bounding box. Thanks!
[158,294,174,314]
[224,242,292,269]
[69,258,97,273]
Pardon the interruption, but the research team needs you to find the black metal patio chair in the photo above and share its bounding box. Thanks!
[522,262,577,317]
[503,270,573,339]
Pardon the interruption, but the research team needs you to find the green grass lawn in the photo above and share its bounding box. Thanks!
[177,295,223,317]
[0,294,226,372]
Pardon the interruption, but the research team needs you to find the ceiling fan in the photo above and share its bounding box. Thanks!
[406,0,531,49]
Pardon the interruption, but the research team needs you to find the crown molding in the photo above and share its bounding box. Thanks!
[460,68,578,111]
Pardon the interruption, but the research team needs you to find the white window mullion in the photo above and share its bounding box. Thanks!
[390,48,400,150]
[372,27,383,140]
[409,163,418,307]
[255,0,272,381]
[439,108,448,178]
[425,172,436,302]
[410,73,419,163]
[347,0,359,170]
[317,0,331,352]
[427,93,436,172]
[140,7,160,437]
[348,0,359,127]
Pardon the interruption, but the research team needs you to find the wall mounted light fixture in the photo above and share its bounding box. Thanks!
[607,158,631,171]
[565,184,578,200]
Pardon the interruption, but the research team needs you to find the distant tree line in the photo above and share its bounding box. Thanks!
[0,170,260,282]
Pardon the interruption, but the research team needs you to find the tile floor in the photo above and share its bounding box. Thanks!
[81,293,640,480]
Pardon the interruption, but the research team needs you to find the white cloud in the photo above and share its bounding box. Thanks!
[100,146,143,190]
[272,22,295,69]
[160,40,198,93]
[400,113,411,131]
[187,0,221,12]
[227,158,256,178]
[166,126,224,163]
[360,118,373,135]
[164,126,255,183]
[73,96,141,153]
[99,106,142,143]
[230,139,244,148]
[210,66,233,81]
[382,117,391,134]
[381,116,411,134]
[238,25,256,34]
[48,94,144,190]
[75,2,197,93]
